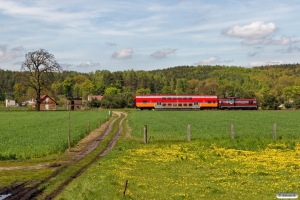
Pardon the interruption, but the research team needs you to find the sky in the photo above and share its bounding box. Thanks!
[0,0,299,73]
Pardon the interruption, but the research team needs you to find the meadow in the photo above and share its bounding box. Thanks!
[0,110,110,160]
[55,110,300,200]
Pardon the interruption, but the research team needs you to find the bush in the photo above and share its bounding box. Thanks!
[260,94,280,110]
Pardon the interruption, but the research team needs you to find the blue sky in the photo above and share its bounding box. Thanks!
[0,0,299,73]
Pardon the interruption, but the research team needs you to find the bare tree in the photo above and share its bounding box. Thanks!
[21,49,62,111]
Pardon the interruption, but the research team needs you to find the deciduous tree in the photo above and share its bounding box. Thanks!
[20,49,62,111]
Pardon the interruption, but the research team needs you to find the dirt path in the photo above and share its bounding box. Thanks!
[0,111,128,200]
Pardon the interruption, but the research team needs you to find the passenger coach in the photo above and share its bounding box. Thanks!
[134,95,218,110]
[134,95,258,110]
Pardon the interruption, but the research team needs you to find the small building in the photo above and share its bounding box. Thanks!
[5,99,16,107]
[67,98,82,110]
[39,94,58,110]
[88,95,103,101]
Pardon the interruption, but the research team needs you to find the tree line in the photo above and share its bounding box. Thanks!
[1,50,300,110]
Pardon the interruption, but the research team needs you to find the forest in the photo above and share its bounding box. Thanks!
[1,64,300,109]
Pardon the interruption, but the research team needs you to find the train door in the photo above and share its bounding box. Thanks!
[156,102,162,109]
[193,102,199,109]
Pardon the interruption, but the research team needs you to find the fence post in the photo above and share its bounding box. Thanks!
[187,124,191,142]
[273,123,276,140]
[68,113,71,150]
[144,125,147,144]
[231,124,234,140]
[123,180,128,196]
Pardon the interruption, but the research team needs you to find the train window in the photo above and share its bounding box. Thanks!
[183,97,187,100]
[208,101,211,104]
[184,103,187,106]
[189,103,192,106]
[189,97,192,100]
[168,103,171,106]
[168,97,171,100]
[157,102,161,105]
[179,103,182,106]
[173,103,177,106]
[163,103,166,106]
[143,100,147,104]
[173,97,177,100]
[178,97,182,100]
[162,97,166,100]
[194,102,198,105]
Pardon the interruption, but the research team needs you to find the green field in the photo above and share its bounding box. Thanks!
[0,110,110,160]
[129,110,300,140]
[55,110,300,200]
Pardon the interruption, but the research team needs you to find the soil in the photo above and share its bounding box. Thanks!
[0,111,128,200]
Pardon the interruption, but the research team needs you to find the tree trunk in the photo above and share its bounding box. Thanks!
[36,88,41,111]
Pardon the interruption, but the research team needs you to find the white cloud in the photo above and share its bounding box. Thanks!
[223,21,277,39]
[150,48,176,59]
[242,36,295,45]
[0,51,17,62]
[105,42,117,46]
[195,56,219,65]
[11,46,25,51]
[249,60,284,67]
[0,45,8,52]
[276,46,300,54]
[112,48,133,59]
[78,61,100,67]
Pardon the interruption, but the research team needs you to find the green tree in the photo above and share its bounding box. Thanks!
[105,87,120,95]
[175,78,188,94]
[136,88,151,94]
[261,94,280,110]
[62,77,73,98]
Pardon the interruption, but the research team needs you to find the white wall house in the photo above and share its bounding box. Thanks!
[5,99,16,107]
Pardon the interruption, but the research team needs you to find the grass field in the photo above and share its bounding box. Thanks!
[55,110,300,200]
[129,110,300,141]
[0,110,110,160]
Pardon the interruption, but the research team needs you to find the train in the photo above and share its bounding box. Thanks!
[134,94,258,110]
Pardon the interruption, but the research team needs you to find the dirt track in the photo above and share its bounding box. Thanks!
[0,111,127,200]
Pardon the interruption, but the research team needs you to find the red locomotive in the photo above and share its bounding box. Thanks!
[134,95,258,110]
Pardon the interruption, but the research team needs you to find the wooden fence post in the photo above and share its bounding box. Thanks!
[231,124,234,140]
[187,124,191,142]
[123,180,128,196]
[68,113,71,150]
[144,125,147,144]
[273,123,276,140]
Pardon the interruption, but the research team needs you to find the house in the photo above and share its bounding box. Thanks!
[38,94,58,110]
[67,98,82,110]
[5,99,16,107]
[88,95,103,101]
